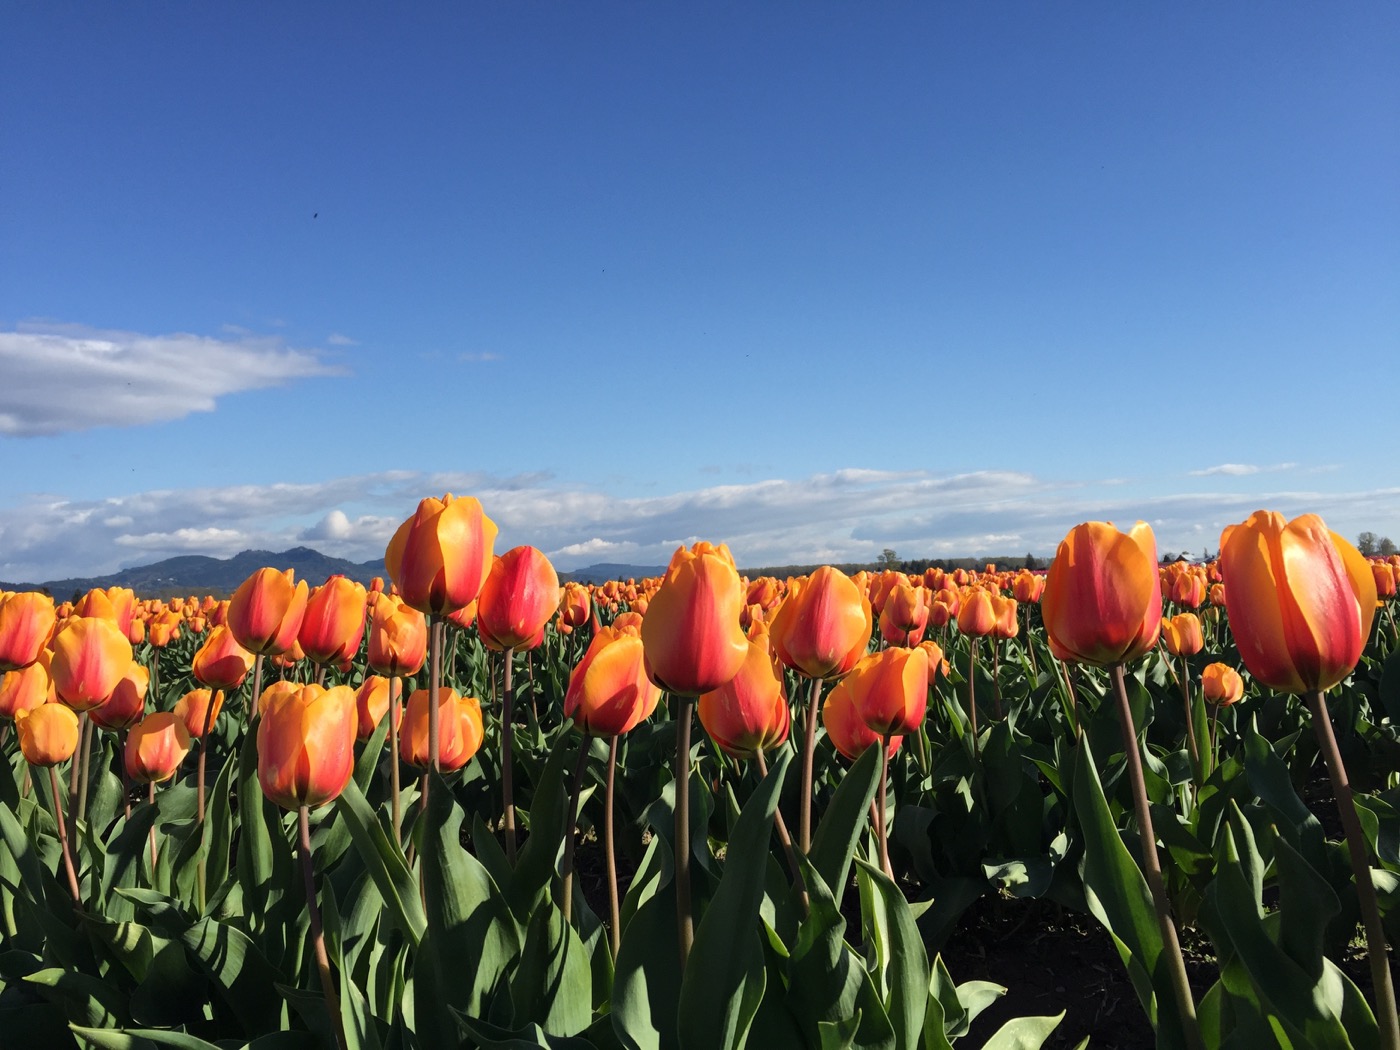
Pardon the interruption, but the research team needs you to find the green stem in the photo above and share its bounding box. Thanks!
[799,676,823,852]
[502,650,517,862]
[1179,654,1201,788]
[1305,688,1400,1050]
[878,733,893,878]
[967,638,980,762]
[675,694,695,971]
[757,749,807,916]
[1109,664,1203,1050]
[389,675,403,846]
[299,806,348,1050]
[47,766,83,907]
[606,736,621,959]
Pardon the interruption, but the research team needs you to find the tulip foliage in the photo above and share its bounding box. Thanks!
[1,507,1399,1050]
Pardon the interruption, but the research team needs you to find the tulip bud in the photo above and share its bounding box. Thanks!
[844,647,928,737]
[768,566,872,681]
[173,688,224,740]
[125,711,193,783]
[192,625,255,691]
[384,494,498,616]
[698,634,790,758]
[50,615,134,712]
[563,626,662,737]
[1201,663,1244,706]
[0,591,57,672]
[228,568,309,657]
[1042,521,1162,667]
[1160,613,1204,657]
[91,662,150,730]
[640,542,749,696]
[477,546,561,652]
[821,676,901,762]
[399,687,484,770]
[355,675,401,740]
[299,575,369,667]
[257,684,358,809]
[15,704,81,766]
[956,589,997,638]
[0,653,55,720]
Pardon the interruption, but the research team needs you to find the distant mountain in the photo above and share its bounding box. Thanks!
[1,547,388,600]
[0,550,673,599]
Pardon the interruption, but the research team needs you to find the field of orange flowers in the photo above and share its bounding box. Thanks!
[1,496,1397,1050]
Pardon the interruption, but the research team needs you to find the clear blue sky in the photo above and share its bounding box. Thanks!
[2,4,1397,582]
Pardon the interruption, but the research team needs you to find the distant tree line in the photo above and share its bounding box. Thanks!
[1357,532,1398,557]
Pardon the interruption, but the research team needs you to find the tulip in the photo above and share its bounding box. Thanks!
[174,688,224,740]
[15,703,80,766]
[0,591,57,671]
[1218,511,1375,695]
[1201,663,1243,707]
[257,683,359,809]
[640,542,748,696]
[558,582,592,630]
[384,494,498,617]
[1012,570,1044,604]
[258,679,303,718]
[398,687,484,771]
[564,625,662,737]
[355,675,400,741]
[124,711,192,784]
[844,647,928,738]
[956,589,997,638]
[147,612,181,648]
[0,653,55,720]
[192,625,255,692]
[227,568,309,657]
[300,575,369,667]
[1042,521,1162,667]
[1168,571,1206,609]
[697,633,790,759]
[50,615,134,712]
[1161,613,1204,657]
[478,547,561,652]
[1374,562,1398,600]
[91,662,149,731]
[821,676,902,762]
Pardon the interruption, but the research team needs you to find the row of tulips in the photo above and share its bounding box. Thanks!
[0,498,1397,1050]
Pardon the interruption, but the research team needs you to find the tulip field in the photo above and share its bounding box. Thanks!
[3,498,1400,1050]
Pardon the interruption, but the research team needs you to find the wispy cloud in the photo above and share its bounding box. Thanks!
[2,468,1396,585]
[0,322,344,436]
[326,332,358,346]
[458,352,502,363]
[1189,462,1298,477]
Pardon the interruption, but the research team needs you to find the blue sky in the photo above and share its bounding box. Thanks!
[2,4,1397,583]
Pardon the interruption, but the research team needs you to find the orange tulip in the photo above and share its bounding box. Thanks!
[1012,570,1045,604]
[956,589,997,638]
[697,633,790,758]
[563,625,663,737]
[15,704,80,766]
[355,675,401,740]
[477,546,561,652]
[558,582,592,629]
[366,594,428,676]
[1168,571,1206,609]
[125,712,193,783]
[640,542,749,696]
[299,575,369,666]
[49,615,134,712]
[228,568,309,657]
[257,683,358,809]
[768,565,873,680]
[398,687,484,770]
[191,625,255,691]
[91,662,149,730]
[384,494,498,616]
[1201,663,1244,707]
[843,646,928,737]
[173,688,224,740]
[1217,511,1375,694]
[147,610,182,648]
[1373,561,1397,600]
[1160,613,1204,657]
[991,595,1019,640]
[257,679,302,718]
[0,590,57,671]
[821,676,901,761]
[1042,521,1162,667]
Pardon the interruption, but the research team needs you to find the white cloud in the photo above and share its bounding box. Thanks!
[1189,462,1298,477]
[0,467,1396,585]
[458,352,502,363]
[0,322,345,436]
[326,333,358,346]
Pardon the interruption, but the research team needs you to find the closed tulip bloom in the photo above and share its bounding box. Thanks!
[258,679,302,719]
[299,575,369,667]
[1209,582,1226,607]
[769,566,873,680]
[0,591,57,672]
[1160,613,1204,657]
[558,582,592,629]
[564,625,663,737]
[15,704,81,766]
[91,662,149,730]
[1042,521,1162,667]
[355,675,400,740]
[257,683,359,809]
[844,647,929,737]
[992,596,1019,640]
[1218,511,1376,694]
[192,625,255,691]
[1169,571,1207,609]
[918,640,949,680]
[384,494,498,616]
[148,611,182,648]
[399,687,484,770]
[956,589,997,638]
[173,688,224,740]
[0,656,55,719]
[822,676,902,761]
[50,615,134,712]
[125,712,193,784]
[641,542,749,696]
[698,633,790,758]
[1201,663,1244,707]
[1373,562,1398,599]
[367,595,428,676]
[228,568,309,657]
[477,547,561,652]
[1012,571,1045,604]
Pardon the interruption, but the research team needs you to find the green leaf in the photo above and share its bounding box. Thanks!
[854,860,928,1050]
[457,1015,598,1048]
[977,1012,1065,1050]
[678,749,790,1050]
[511,904,593,1038]
[333,777,425,948]
[23,967,126,1027]
[181,916,285,1036]
[611,889,681,1050]
[508,740,573,920]
[809,746,881,902]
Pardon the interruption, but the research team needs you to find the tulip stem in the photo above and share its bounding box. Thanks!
[148,782,158,871]
[150,649,161,709]
[560,734,590,925]
[1178,655,1202,788]
[502,650,518,863]
[424,617,442,815]
[1306,688,1400,1050]
[69,712,87,799]
[799,676,823,853]
[46,766,83,907]
[1109,664,1202,1050]
[248,653,263,719]
[1059,659,1081,739]
[675,694,695,971]
[389,676,402,847]
[878,734,893,879]
[299,806,349,1050]
[991,640,1003,720]
[76,713,94,829]
[967,639,980,763]
[605,736,621,959]
[196,689,221,914]
[757,749,808,917]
